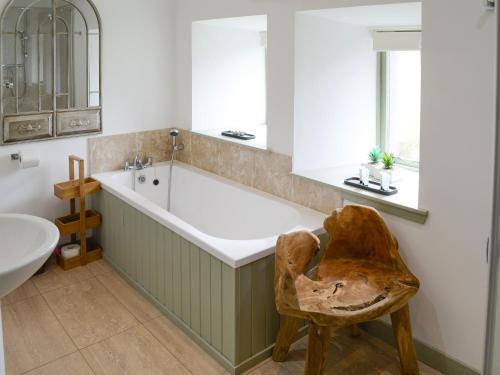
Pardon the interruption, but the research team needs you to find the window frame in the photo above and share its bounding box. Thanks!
[376,51,421,169]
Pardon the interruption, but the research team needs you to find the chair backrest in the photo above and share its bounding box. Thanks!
[323,205,405,271]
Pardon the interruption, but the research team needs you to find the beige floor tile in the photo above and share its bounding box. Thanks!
[43,278,138,348]
[244,359,292,375]
[32,261,94,294]
[259,335,311,374]
[87,259,116,277]
[97,272,161,323]
[265,328,444,375]
[144,315,227,375]
[81,325,191,375]
[1,296,76,374]
[420,362,443,375]
[1,279,39,306]
[323,348,394,375]
[1,261,443,375]
[377,361,442,375]
[24,352,94,375]
[350,330,442,374]
[324,329,392,373]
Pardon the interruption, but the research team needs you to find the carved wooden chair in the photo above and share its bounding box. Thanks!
[272,205,420,375]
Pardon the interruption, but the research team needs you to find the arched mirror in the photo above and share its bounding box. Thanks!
[0,0,101,144]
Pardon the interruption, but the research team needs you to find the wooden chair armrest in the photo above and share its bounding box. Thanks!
[275,231,320,282]
[274,231,320,312]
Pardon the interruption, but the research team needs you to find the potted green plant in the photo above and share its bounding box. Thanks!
[379,153,402,183]
[362,149,401,183]
[362,147,383,180]
[382,152,395,170]
[368,147,382,164]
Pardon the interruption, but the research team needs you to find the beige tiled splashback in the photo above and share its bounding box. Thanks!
[88,128,342,214]
[89,129,171,174]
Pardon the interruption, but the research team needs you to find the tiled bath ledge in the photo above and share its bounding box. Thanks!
[88,128,427,223]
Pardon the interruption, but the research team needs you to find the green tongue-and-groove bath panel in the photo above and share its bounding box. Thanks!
[93,189,323,373]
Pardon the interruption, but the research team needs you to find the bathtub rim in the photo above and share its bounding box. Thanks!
[92,161,326,268]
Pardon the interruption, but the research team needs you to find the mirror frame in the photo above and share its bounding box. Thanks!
[0,0,102,145]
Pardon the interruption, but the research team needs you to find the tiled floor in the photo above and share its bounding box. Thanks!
[1,259,442,375]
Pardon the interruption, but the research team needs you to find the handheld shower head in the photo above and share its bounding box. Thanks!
[169,128,184,153]
[170,129,179,146]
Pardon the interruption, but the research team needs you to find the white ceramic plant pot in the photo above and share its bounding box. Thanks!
[362,162,383,180]
[361,162,401,183]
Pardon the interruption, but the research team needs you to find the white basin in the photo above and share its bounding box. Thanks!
[0,214,59,298]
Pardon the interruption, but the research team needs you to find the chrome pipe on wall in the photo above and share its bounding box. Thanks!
[167,129,184,212]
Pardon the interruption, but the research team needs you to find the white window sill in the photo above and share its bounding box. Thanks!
[192,126,268,151]
[293,165,428,224]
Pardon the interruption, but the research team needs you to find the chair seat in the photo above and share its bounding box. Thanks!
[281,259,418,326]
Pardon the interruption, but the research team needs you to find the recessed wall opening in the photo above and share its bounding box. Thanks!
[293,2,422,173]
[191,15,268,149]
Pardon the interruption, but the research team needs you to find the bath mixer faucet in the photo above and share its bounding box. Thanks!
[124,154,153,171]
[134,154,143,169]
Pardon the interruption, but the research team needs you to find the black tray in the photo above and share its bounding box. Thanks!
[221,131,256,140]
[344,177,398,196]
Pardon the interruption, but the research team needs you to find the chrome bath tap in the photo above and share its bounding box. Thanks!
[134,154,143,169]
[124,154,153,171]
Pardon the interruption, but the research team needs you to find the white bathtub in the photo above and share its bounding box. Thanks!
[93,161,326,268]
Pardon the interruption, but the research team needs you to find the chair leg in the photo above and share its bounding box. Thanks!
[391,304,419,375]
[272,315,303,362]
[350,324,362,338]
[305,322,331,375]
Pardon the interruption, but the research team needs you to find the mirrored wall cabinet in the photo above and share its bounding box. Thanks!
[0,0,101,144]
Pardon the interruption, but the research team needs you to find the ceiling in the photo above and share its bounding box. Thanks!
[195,15,267,32]
[300,2,421,28]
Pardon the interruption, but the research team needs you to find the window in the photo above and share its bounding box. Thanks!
[378,49,421,168]
[292,5,422,173]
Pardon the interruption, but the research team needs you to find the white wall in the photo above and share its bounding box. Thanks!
[0,0,176,219]
[174,0,497,371]
[293,14,376,172]
[383,0,496,370]
[192,21,266,132]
